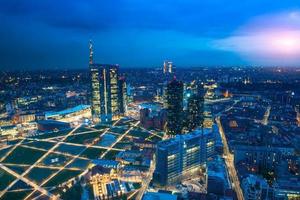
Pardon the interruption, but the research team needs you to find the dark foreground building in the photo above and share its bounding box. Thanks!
[165,78,183,135]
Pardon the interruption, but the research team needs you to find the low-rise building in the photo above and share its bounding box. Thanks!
[241,175,271,200]
[273,178,300,200]
[234,145,294,170]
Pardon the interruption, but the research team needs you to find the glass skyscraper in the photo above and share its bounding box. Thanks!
[187,84,205,131]
[154,128,215,186]
[89,42,125,122]
[118,77,127,115]
[90,64,120,122]
[165,78,184,135]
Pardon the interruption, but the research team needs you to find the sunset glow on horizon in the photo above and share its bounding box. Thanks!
[270,32,300,55]
[213,11,300,64]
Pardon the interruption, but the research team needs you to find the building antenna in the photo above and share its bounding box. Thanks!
[89,40,93,65]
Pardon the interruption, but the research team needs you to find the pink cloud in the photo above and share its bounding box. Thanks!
[213,11,300,65]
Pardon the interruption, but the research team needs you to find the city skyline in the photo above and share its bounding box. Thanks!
[1,0,300,70]
[1,1,300,199]
[0,65,299,199]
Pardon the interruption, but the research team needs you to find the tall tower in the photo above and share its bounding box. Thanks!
[163,61,173,74]
[168,61,173,73]
[187,83,204,131]
[165,78,183,136]
[90,42,124,122]
[89,40,93,65]
[163,61,168,74]
[118,77,127,115]
[90,64,120,122]
[90,41,101,122]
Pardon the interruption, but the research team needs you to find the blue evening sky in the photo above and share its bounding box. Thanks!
[0,0,300,69]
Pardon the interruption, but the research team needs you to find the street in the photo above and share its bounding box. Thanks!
[216,116,244,200]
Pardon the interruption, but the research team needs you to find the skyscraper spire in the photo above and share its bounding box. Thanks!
[89,40,93,65]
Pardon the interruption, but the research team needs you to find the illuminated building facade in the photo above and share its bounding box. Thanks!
[44,105,91,122]
[187,84,205,131]
[90,161,142,199]
[233,145,293,170]
[90,165,122,199]
[90,65,101,121]
[118,77,127,115]
[273,179,300,200]
[165,79,183,135]
[90,64,120,122]
[241,175,271,200]
[163,61,173,74]
[154,128,215,186]
[90,41,125,122]
[12,113,36,124]
[140,108,167,130]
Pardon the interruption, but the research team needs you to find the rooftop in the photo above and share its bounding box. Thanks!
[92,159,120,169]
[142,192,177,200]
[45,104,90,118]
[158,126,216,148]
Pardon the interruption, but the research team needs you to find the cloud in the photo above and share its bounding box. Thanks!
[212,11,300,65]
[2,0,298,36]
[214,30,300,54]
[1,1,300,69]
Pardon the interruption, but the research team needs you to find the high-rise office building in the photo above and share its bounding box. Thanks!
[90,41,100,121]
[165,78,183,135]
[154,128,215,186]
[90,41,125,122]
[187,94,204,131]
[163,61,173,74]
[187,84,205,131]
[90,64,119,122]
[118,77,127,115]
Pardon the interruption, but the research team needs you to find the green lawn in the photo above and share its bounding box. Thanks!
[26,141,55,150]
[55,144,85,155]
[40,153,73,167]
[132,182,142,189]
[67,158,90,169]
[44,170,82,187]
[73,127,92,133]
[120,137,132,143]
[110,127,127,134]
[60,183,82,200]
[65,131,100,144]
[0,168,16,191]
[8,165,27,175]
[80,148,105,160]
[152,131,164,137]
[93,124,110,130]
[1,190,33,200]
[2,146,45,165]
[7,139,23,146]
[128,128,151,138]
[147,135,162,143]
[115,118,136,126]
[0,146,13,158]
[26,167,58,184]
[33,129,71,139]
[113,142,133,149]
[103,150,119,160]
[9,179,32,191]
